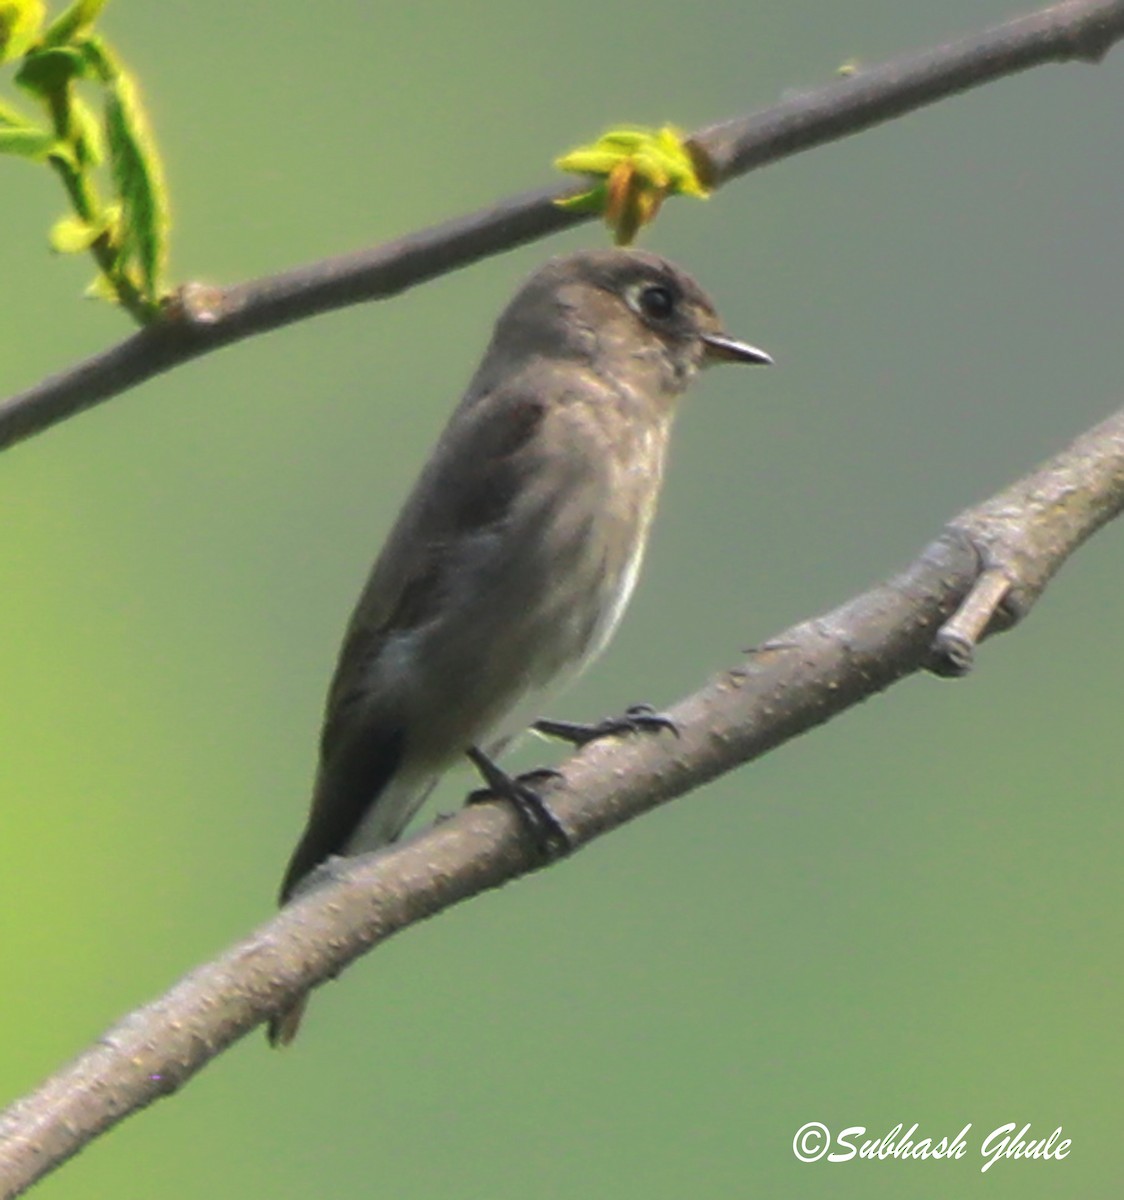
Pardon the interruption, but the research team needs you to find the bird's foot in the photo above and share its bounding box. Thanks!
[465,749,570,859]
[533,703,678,747]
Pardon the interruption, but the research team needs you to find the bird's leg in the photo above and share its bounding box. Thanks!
[464,767,561,806]
[534,703,678,747]
[465,748,571,859]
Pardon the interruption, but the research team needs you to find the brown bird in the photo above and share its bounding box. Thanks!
[270,248,771,1045]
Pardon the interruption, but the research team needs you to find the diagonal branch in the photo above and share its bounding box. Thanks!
[2,401,1122,1198]
[2,0,1123,454]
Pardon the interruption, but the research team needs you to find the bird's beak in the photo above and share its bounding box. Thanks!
[701,332,774,366]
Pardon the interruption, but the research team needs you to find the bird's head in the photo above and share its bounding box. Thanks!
[481,248,772,401]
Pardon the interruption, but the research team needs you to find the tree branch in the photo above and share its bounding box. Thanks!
[4,2,1124,1194]
[2,400,1122,1198]
[2,0,1123,454]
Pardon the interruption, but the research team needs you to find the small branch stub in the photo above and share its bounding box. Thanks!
[932,566,1013,674]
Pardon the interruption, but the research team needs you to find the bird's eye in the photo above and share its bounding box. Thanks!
[637,284,676,321]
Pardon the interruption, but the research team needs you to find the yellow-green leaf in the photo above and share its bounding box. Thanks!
[45,137,78,168]
[555,183,609,215]
[0,0,44,62]
[597,130,648,151]
[554,148,626,176]
[0,125,55,159]
[0,97,35,127]
[84,270,120,303]
[42,0,107,48]
[49,212,104,253]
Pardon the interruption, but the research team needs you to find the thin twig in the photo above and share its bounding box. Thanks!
[2,0,1123,453]
[2,402,1123,1198]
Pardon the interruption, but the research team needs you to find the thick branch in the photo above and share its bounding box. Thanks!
[2,0,1123,453]
[2,403,1123,1198]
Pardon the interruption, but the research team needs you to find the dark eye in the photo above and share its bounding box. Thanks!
[638,284,676,321]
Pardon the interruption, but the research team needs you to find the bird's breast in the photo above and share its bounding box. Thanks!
[534,403,670,673]
[386,395,671,761]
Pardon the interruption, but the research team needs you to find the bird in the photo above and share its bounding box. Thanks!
[269,247,772,1045]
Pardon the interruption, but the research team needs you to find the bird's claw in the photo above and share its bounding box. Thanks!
[533,703,678,747]
[465,752,570,859]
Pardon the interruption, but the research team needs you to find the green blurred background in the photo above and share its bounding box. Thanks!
[3,2,1122,1196]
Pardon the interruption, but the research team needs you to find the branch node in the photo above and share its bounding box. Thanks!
[164,281,229,327]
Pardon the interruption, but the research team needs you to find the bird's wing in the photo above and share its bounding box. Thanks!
[279,389,550,901]
[321,389,549,752]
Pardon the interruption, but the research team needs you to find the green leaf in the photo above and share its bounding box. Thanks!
[104,68,169,300]
[42,0,108,48]
[0,97,35,126]
[49,212,105,252]
[69,92,103,164]
[71,31,113,80]
[15,45,92,94]
[0,0,45,63]
[555,184,609,215]
[45,137,78,168]
[0,125,56,159]
[84,270,120,303]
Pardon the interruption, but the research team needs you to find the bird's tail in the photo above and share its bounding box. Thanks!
[268,728,446,1049]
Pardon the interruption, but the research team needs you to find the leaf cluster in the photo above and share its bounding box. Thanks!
[555,125,710,245]
[1,0,169,321]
